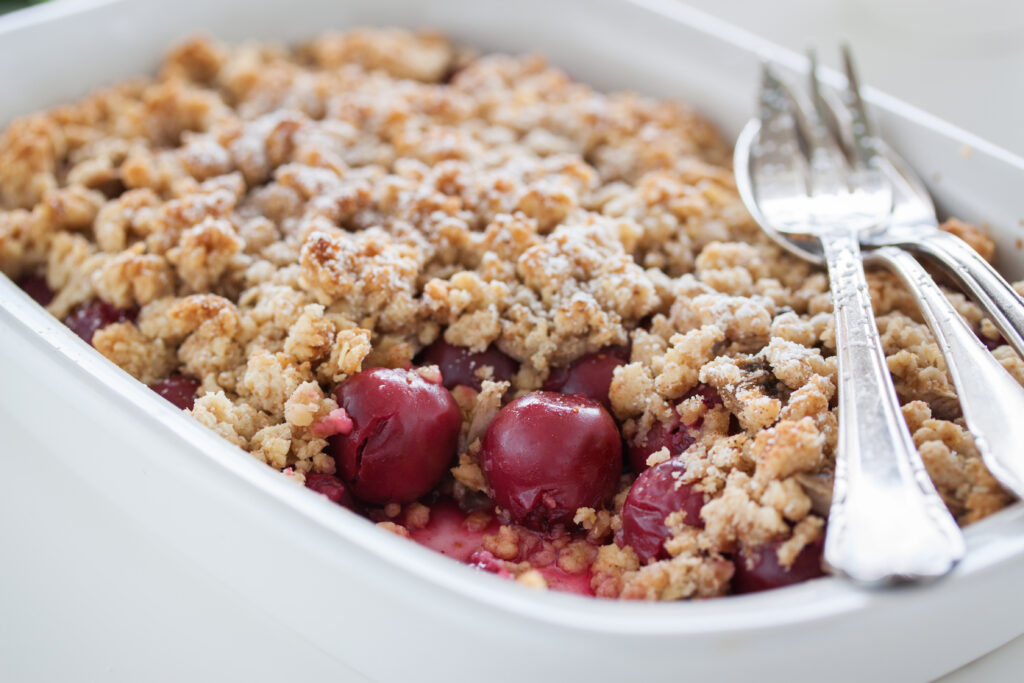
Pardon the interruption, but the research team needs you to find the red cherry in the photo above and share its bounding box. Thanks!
[63,299,137,345]
[305,472,356,510]
[479,392,621,530]
[542,346,628,413]
[417,339,518,391]
[627,385,722,473]
[149,373,200,410]
[620,458,705,562]
[330,368,461,505]
[977,329,1006,351]
[628,416,695,474]
[16,274,54,307]
[689,383,723,409]
[732,537,826,594]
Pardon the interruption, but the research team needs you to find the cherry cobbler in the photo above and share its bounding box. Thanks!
[3,30,1022,600]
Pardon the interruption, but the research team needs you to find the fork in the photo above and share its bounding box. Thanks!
[748,63,964,584]
[832,47,1024,362]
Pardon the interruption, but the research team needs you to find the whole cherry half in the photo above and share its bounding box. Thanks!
[542,346,629,413]
[417,339,518,391]
[731,536,826,594]
[620,458,705,563]
[330,367,461,505]
[479,392,621,530]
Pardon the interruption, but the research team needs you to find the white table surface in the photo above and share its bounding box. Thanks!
[2,2,1023,681]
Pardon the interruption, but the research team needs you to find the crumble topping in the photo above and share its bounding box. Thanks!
[3,29,1021,601]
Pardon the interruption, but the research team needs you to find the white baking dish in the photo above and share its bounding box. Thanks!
[2,0,1024,681]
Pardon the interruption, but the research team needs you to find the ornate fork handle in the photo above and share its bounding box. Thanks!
[821,230,965,584]
[898,229,1024,359]
[870,246,1024,498]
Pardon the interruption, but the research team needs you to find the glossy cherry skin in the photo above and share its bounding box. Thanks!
[63,300,137,345]
[731,536,826,594]
[620,458,705,562]
[542,346,629,413]
[479,392,621,530]
[305,473,356,510]
[149,373,201,410]
[16,274,54,307]
[417,339,518,391]
[329,367,462,506]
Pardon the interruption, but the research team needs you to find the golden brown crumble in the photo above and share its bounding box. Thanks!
[3,29,1021,602]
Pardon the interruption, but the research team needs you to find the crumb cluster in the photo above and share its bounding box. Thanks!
[2,29,1019,600]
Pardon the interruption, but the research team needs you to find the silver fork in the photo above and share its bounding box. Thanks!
[749,63,964,584]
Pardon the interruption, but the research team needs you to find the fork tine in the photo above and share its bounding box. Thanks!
[762,60,819,163]
[840,45,879,166]
[751,62,813,214]
[835,46,927,211]
[779,53,850,197]
[759,63,804,149]
[755,62,808,171]
[759,61,788,117]
[807,49,855,166]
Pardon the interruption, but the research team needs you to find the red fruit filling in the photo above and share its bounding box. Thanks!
[310,407,355,438]
[305,473,356,510]
[731,537,826,594]
[542,345,629,413]
[467,550,513,578]
[16,274,54,307]
[409,499,500,563]
[149,373,200,410]
[620,458,705,563]
[417,339,518,391]
[409,498,595,595]
[479,392,621,530]
[63,299,137,345]
[329,367,461,505]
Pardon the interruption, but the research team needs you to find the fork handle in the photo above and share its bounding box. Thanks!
[901,230,1024,360]
[870,247,1024,499]
[820,231,964,584]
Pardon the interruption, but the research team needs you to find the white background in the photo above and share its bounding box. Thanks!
[683,0,1024,157]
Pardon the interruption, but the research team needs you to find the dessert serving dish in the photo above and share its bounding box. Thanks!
[2,0,1024,680]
